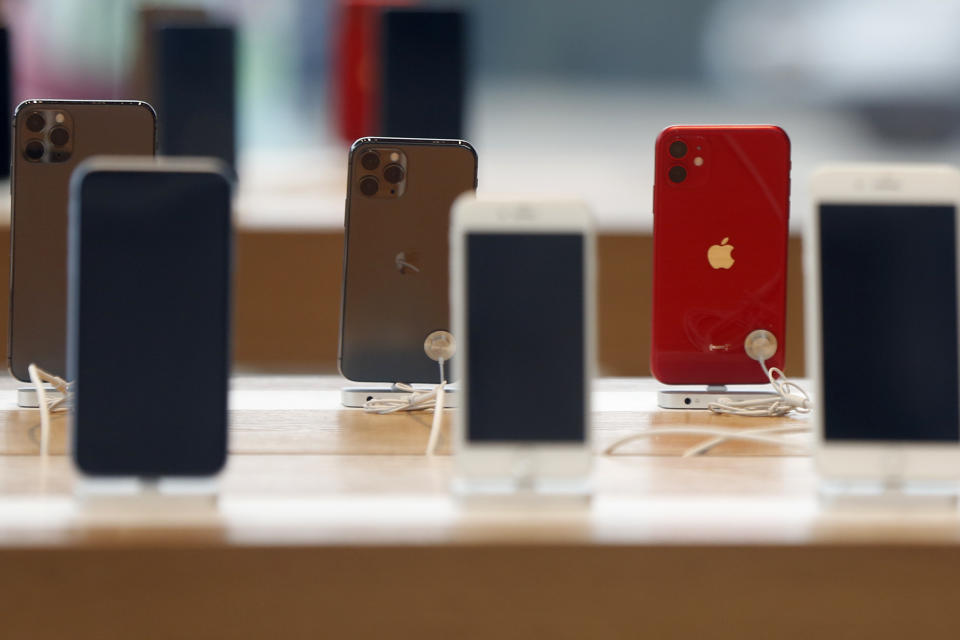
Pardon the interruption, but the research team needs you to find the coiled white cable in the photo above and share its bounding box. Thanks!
[606,329,812,456]
[708,360,811,417]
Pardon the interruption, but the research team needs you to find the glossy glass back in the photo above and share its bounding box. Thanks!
[339,137,477,383]
[9,100,156,381]
[651,125,790,384]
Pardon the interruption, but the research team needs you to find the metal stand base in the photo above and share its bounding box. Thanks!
[17,385,61,408]
[340,385,458,408]
[657,385,778,410]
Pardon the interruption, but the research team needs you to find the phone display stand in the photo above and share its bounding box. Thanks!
[340,384,458,408]
[657,385,778,410]
[17,385,59,409]
[452,476,591,502]
[74,476,220,514]
[819,478,959,509]
[453,452,592,501]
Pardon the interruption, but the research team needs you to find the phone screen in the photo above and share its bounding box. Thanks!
[819,203,959,442]
[69,168,231,475]
[465,233,585,442]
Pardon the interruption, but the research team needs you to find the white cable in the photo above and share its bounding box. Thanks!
[426,365,446,456]
[708,360,811,417]
[605,424,810,456]
[606,334,813,456]
[680,423,809,457]
[363,358,447,455]
[27,363,72,457]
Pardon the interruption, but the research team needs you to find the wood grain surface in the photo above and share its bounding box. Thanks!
[2,375,960,640]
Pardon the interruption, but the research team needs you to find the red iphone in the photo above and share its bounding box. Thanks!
[651,125,790,385]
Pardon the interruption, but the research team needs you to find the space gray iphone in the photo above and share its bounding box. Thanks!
[9,100,156,381]
[339,137,477,383]
[68,159,232,476]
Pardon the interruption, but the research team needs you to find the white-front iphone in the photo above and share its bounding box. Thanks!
[451,196,595,490]
[809,164,960,481]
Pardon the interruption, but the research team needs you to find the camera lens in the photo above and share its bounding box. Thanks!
[49,127,69,147]
[360,151,380,171]
[359,175,379,196]
[26,112,46,132]
[669,140,687,158]
[383,163,405,184]
[668,165,687,183]
[24,140,45,161]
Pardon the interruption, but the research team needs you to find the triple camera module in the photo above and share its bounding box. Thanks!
[667,137,705,184]
[357,148,407,198]
[22,109,73,163]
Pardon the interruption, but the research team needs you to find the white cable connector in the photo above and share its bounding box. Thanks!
[27,363,72,457]
[363,331,455,456]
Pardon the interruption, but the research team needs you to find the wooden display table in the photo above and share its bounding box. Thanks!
[1,375,959,639]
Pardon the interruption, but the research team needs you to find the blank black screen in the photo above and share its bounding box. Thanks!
[820,204,959,441]
[69,169,231,475]
[156,26,236,171]
[466,234,585,442]
[381,10,464,139]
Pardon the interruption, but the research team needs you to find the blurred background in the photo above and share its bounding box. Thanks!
[2,0,958,374]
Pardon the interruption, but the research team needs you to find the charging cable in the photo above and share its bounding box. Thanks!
[604,423,810,457]
[363,331,455,456]
[707,330,811,417]
[605,330,812,457]
[27,363,72,457]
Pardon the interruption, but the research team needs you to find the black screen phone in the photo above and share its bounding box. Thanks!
[68,160,232,476]
[819,203,960,442]
[465,233,586,442]
[154,25,236,172]
[380,9,465,139]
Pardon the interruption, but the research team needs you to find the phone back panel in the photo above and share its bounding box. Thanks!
[340,137,477,383]
[651,125,790,384]
[9,101,156,381]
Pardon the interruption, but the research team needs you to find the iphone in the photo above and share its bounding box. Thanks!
[451,196,594,488]
[651,125,790,385]
[811,164,960,480]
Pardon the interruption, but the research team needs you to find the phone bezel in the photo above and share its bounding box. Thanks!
[450,195,595,481]
[808,164,960,480]
[67,156,234,477]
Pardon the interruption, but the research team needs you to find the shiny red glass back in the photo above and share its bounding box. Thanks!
[651,125,790,384]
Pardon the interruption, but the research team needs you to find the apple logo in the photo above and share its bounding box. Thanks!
[395,250,421,275]
[707,237,734,269]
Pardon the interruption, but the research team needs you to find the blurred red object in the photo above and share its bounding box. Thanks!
[332,0,414,143]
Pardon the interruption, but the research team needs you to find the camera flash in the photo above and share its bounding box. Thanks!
[693,156,704,166]
[390,152,399,162]
[55,113,65,124]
